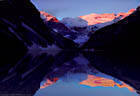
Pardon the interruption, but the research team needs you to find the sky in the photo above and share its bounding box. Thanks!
[31,0,139,19]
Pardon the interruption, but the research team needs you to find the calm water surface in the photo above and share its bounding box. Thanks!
[34,51,139,96]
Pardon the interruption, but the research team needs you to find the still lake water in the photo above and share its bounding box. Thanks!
[33,51,139,96]
[0,49,139,96]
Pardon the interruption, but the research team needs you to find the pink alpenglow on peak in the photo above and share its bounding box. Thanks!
[40,78,59,89]
[80,75,135,92]
[79,13,116,25]
[79,9,135,25]
[40,9,135,26]
[128,8,136,13]
[117,9,136,19]
[40,11,59,22]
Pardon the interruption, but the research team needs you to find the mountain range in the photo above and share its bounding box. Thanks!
[40,9,135,46]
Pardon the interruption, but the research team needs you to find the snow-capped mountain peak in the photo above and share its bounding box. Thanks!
[40,11,59,22]
[40,9,135,46]
[79,9,135,26]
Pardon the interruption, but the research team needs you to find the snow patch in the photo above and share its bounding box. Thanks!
[60,17,88,28]
[88,16,122,31]
[40,14,46,20]
[53,28,58,33]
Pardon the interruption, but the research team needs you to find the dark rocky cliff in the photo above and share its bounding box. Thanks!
[0,0,78,85]
[0,0,78,49]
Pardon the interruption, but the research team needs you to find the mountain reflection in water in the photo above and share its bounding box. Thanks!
[0,50,140,96]
[37,74,136,96]
[34,50,138,96]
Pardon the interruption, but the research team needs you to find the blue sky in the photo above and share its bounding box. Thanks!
[31,0,139,19]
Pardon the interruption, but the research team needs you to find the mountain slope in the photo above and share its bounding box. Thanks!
[82,7,140,51]
[0,0,78,92]
[0,0,78,49]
